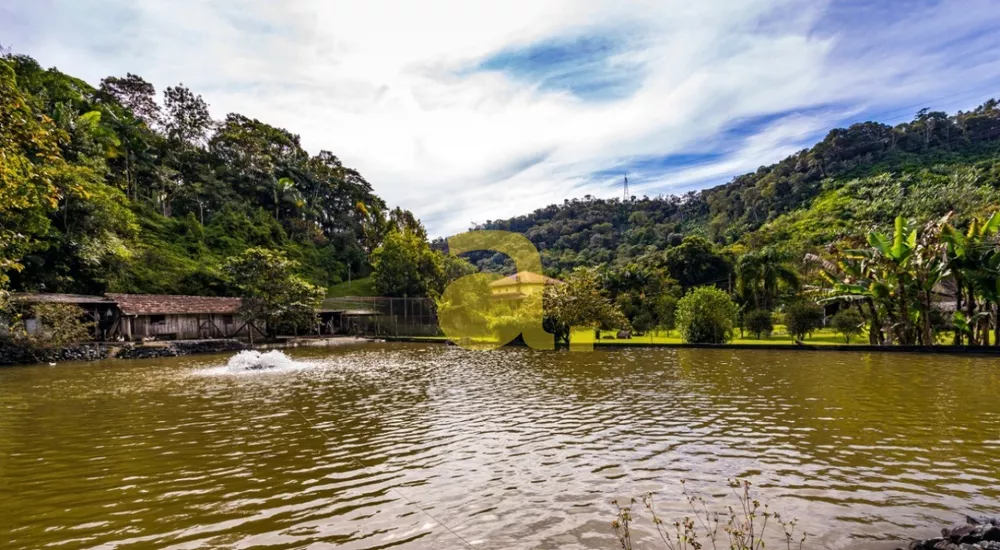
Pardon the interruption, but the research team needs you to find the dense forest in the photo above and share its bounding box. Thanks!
[461,101,1000,276]
[0,51,411,296]
[5,51,1000,347]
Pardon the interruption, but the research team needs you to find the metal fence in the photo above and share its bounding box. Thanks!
[320,297,440,338]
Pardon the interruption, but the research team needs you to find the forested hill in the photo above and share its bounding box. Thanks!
[465,100,1000,275]
[1,53,401,296]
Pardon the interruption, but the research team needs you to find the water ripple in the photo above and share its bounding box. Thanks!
[0,345,998,549]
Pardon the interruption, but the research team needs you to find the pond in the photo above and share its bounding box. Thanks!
[1,344,998,549]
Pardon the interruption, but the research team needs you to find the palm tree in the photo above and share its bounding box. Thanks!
[735,246,800,311]
[271,177,304,220]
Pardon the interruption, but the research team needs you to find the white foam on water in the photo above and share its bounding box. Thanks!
[226,350,299,372]
[196,350,308,376]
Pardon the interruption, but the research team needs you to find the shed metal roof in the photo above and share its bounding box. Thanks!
[107,294,242,315]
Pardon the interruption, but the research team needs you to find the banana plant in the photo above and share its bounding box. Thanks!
[827,216,947,345]
[942,212,1000,345]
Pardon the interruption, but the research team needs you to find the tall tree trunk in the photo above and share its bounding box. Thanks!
[967,284,978,346]
[897,283,911,345]
[125,152,133,200]
[866,299,883,345]
[954,279,963,346]
[922,289,933,346]
[994,302,1000,347]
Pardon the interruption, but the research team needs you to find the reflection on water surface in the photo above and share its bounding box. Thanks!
[0,344,997,549]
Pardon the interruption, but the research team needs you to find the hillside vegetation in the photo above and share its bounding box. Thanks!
[1,52,400,296]
[464,102,1000,275]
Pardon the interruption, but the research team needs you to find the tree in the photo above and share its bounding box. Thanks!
[735,247,800,311]
[543,268,629,345]
[98,73,160,126]
[436,273,494,342]
[600,263,680,334]
[831,308,864,344]
[744,309,774,339]
[371,229,444,298]
[662,236,732,290]
[162,84,212,145]
[655,294,679,333]
[0,58,63,283]
[223,247,325,343]
[784,301,825,341]
[675,286,738,344]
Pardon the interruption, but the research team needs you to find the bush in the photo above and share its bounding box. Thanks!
[656,294,678,332]
[830,308,865,343]
[23,303,94,348]
[785,301,825,340]
[675,287,738,344]
[744,309,774,339]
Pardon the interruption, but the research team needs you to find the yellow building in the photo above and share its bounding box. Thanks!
[489,272,563,300]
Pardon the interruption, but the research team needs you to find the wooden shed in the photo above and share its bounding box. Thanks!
[11,293,117,341]
[106,294,260,341]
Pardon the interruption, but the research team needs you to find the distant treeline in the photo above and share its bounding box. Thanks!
[454,100,1000,276]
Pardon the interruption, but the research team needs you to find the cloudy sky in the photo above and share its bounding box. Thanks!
[4,0,1000,236]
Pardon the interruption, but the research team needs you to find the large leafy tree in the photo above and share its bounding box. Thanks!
[162,84,212,146]
[0,58,63,283]
[600,263,680,334]
[661,236,732,290]
[543,268,630,345]
[371,229,445,298]
[223,247,325,341]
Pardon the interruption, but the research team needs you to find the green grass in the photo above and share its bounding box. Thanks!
[393,325,959,347]
[599,327,856,346]
[600,326,957,346]
[327,277,377,297]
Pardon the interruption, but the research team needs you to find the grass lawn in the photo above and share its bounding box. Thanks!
[599,326,957,346]
[327,277,377,297]
[598,327,856,346]
[390,325,958,347]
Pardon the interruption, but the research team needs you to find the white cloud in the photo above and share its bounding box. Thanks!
[5,0,1000,236]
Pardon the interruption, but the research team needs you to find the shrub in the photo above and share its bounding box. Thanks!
[675,287,738,344]
[785,301,825,340]
[656,294,678,332]
[744,309,774,339]
[831,308,865,343]
[631,310,656,334]
[26,303,94,348]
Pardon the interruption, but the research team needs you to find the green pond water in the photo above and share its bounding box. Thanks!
[1,344,998,549]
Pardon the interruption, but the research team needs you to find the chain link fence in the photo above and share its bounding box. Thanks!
[320,297,441,338]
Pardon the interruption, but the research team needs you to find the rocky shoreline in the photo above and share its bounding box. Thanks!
[0,339,248,366]
[1,336,369,366]
[902,516,1000,550]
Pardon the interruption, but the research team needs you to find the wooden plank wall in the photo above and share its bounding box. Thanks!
[130,314,251,340]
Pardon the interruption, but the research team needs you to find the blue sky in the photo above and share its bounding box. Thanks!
[4,0,1000,235]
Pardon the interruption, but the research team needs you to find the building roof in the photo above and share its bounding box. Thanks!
[107,294,242,316]
[489,272,563,288]
[11,293,113,305]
